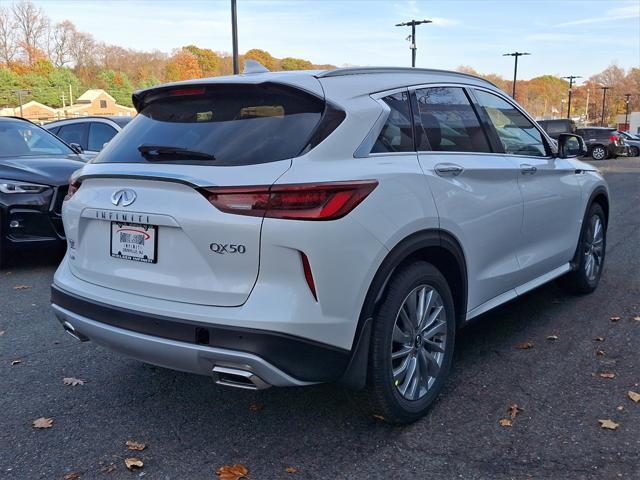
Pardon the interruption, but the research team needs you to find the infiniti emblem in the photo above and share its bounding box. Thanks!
[111,189,137,207]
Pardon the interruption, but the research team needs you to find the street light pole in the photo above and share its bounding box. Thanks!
[562,75,581,118]
[13,89,31,117]
[503,52,530,100]
[599,86,611,126]
[231,0,239,74]
[395,19,432,68]
[623,93,631,131]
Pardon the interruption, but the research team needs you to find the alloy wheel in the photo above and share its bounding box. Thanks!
[584,214,604,282]
[592,147,606,160]
[390,285,447,401]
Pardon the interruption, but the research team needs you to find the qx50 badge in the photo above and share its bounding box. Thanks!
[209,243,246,255]
[111,189,137,207]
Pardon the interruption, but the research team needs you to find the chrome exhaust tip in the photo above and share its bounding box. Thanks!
[212,366,270,390]
[62,320,89,342]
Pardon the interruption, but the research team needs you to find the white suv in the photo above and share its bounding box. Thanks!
[52,67,609,423]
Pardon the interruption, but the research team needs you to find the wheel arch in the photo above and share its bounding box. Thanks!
[339,229,468,389]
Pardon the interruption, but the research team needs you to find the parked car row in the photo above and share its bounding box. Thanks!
[537,118,637,160]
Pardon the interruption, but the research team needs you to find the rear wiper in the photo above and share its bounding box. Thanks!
[138,144,215,161]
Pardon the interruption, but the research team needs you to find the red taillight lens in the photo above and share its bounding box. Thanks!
[199,181,377,221]
[609,135,619,142]
[168,87,205,97]
[64,179,80,201]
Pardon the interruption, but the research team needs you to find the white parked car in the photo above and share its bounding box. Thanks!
[51,67,609,423]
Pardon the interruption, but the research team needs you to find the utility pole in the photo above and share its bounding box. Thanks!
[395,19,432,67]
[68,84,73,106]
[599,86,611,126]
[623,93,631,131]
[562,75,581,118]
[60,93,66,109]
[503,52,530,100]
[13,89,31,117]
[231,0,239,74]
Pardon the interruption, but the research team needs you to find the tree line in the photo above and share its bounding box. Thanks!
[0,0,638,125]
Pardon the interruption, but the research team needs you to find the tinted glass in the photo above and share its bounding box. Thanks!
[371,91,414,153]
[0,120,74,157]
[88,122,117,151]
[414,87,490,153]
[474,90,547,157]
[58,123,89,149]
[94,84,325,166]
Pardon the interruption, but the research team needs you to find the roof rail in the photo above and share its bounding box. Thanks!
[316,67,498,88]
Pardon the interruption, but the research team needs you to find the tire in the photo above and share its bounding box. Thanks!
[364,261,456,424]
[591,145,607,160]
[630,146,639,157]
[562,203,606,294]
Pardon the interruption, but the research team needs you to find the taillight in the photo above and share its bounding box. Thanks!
[168,87,205,97]
[64,179,81,201]
[199,181,377,221]
[609,135,619,142]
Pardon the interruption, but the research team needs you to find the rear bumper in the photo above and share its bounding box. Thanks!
[51,285,351,384]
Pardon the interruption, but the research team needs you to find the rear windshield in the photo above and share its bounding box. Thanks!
[543,121,574,135]
[94,83,325,166]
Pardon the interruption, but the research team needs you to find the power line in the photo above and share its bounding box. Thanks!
[503,52,530,100]
[599,86,611,126]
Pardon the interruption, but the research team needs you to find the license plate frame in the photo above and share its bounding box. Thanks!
[110,221,158,264]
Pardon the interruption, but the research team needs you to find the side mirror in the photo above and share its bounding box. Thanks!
[557,133,587,159]
[69,143,84,154]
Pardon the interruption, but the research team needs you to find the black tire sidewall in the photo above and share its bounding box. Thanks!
[368,262,456,422]
[575,204,606,291]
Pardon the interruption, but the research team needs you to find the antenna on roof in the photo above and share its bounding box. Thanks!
[243,60,270,74]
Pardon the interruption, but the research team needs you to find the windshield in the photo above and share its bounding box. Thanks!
[94,83,326,166]
[0,120,74,158]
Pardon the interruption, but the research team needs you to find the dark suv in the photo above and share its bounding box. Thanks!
[575,127,628,160]
[537,119,577,140]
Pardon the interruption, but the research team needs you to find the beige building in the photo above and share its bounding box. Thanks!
[57,90,136,118]
[0,100,60,122]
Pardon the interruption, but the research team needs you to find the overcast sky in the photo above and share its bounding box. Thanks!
[39,0,640,79]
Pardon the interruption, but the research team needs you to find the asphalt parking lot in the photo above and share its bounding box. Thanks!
[1,157,639,480]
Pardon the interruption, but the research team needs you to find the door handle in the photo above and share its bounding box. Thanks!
[520,164,537,174]
[434,163,463,177]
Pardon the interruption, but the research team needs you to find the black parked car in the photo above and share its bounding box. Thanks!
[537,119,577,140]
[0,117,85,267]
[575,127,628,160]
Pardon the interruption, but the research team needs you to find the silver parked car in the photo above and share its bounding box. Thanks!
[45,116,133,160]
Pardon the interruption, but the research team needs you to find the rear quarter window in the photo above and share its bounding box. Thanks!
[95,83,329,166]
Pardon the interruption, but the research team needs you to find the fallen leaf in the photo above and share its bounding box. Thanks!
[0,330,5,336]
[11,359,21,365]
[628,391,640,403]
[610,316,621,322]
[598,419,619,430]
[216,464,249,480]
[499,418,512,427]
[617,405,624,411]
[599,373,616,379]
[633,316,640,322]
[13,284,31,290]
[101,464,116,474]
[63,377,85,386]
[508,404,524,419]
[594,336,605,342]
[285,466,298,473]
[515,342,534,349]
[372,414,386,422]
[249,404,264,412]
[546,335,558,341]
[596,350,606,357]
[63,472,81,480]
[32,417,53,429]
[125,440,146,451]
[124,458,143,470]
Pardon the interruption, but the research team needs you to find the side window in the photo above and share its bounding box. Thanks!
[474,90,547,157]
[371,91,414,153]
[57,123,89,149]
[414,87,490,153]
[88,123,117,151]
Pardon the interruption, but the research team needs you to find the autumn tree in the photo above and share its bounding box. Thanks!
[0,5,19,65]
[184,45,219,76]
[164,48,202,81]
[281,57,313,71]
[244,48,276,71]
[12,0,48,65]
